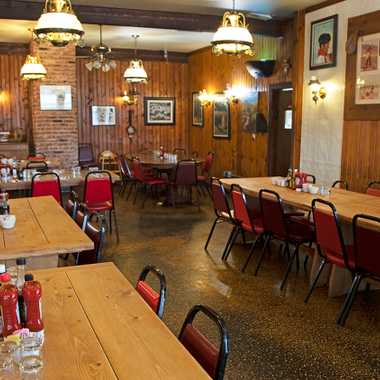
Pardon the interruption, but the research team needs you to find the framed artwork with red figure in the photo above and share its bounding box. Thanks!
[310,15,338,70]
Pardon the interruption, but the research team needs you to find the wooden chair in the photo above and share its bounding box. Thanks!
[366,181,380,197]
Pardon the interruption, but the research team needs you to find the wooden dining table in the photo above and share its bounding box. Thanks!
[220,177,380,296]
[33,262,211,380]
[0,196,93,268]
[0,169,120,192]
[130,152,203,169]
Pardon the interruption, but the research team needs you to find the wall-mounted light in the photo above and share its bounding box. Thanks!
[121,90,138,106]
[198,89,214,107]
[224,83,250,103]
[308,76,326,104]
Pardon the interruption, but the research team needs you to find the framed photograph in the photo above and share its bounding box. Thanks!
[310,15,338,70]
[192,92,203,127]
[40,85,72,111]
[213,95,230,139]
[239,91,259,134]
[144,97,176,125]
[91,106,116,126]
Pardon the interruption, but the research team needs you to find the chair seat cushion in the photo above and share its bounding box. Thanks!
[286,218,315,243]
[86,200,113,212]
[146,178,167,186]
[326,245,355,270]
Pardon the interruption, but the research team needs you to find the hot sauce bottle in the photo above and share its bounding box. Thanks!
[23,280,44,338]
[0,284,21,337]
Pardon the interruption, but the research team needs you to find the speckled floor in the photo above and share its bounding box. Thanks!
[103,192,380,380]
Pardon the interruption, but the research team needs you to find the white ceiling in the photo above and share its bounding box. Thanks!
[0,20,215,53]
[23,0,323,18]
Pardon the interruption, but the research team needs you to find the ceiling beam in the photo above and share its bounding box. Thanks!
[76,47,188,63]
[0,0,285,37]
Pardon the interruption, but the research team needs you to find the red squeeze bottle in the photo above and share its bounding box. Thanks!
[0,284,21,337]
[23,281,43,333]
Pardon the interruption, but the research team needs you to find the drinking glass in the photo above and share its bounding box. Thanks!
[19,336,43,379]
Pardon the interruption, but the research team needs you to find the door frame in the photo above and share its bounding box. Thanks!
[267,82,293,176]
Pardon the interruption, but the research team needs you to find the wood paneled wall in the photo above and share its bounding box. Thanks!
[0,54,29,138]
[188,26,295,177]
[76,59,188,158]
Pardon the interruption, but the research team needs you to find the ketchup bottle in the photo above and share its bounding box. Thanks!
[0,284,21,337]
[23,281,43,335]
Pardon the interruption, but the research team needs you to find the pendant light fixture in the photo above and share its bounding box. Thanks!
[20,55,47,80]
[86,25,116,72]
[34,0,84,47]
[123,35,148,84]
[211,0,255,56]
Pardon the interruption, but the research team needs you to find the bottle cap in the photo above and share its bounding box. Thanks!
[24,274,34,281]
[0,272,11,283]
[16,258,26,266]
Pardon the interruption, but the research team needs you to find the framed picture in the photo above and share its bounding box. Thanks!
[192,92,203,127]
[91,106,116,126]
[40,85,72,111]
[310,15,338,70]
[239,91,259,134]
[144,97,176,125]
[213,95,230,139]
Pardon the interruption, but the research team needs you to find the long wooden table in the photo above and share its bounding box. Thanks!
[0,169,120,192]
[0,196,93,267]
[221,177,380,296]
[34,263,211,380]
[130,152,203,169]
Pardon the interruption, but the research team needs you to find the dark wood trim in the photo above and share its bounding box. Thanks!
[0,42,28,54]
[267,82,293,176]
[76,47,188,63]
[305,0,345,14]
[0,0,285,36]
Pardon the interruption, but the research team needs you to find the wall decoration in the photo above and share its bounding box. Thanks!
[310,15,338,70]
[144,97,175,125]
[40,85,72,111]
[240,91,259,134]
[213,95,230,139]
[192,92,203,127]
[91,106,116,126]
[355,33,380,105]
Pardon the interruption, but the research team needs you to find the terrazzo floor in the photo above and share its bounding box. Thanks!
[102,192,380,380]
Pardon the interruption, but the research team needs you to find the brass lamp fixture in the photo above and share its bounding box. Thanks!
[123,35,148,84]
[198,89,214,107]
[121,87,139,106]
[20,55,47,80]
[308,76,326,104]
[34,0,84,47]
[211,0,255,56]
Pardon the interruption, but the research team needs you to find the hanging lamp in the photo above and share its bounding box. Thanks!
[34,0,84,47]
[123,35,148,84]
[211,0,254,56]
[85,25,116,72]
[20,55,47,81]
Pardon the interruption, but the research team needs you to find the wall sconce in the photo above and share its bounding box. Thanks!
[121,89,138,106]
[224,84,251,104]
[308,76,327,104]
[198,89,213,107]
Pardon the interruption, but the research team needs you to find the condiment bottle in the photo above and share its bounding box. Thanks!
[23,281,44,338]
[0,284,21,337]
[0,264,11,286]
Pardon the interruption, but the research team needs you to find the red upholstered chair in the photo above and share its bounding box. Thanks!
[179,305,229,380]
[132,158,167,207]
[366,181,380,197]
[31,172,62,205]
[83,170,119,242]
[205,178,236,257]
[170,160,199,208]
[256,189,315,290]
[222,184,265,271]
[304,199,354,303]
[197,152,215,195]
[118,155,137,200]
[136,265,166,319]
[337,214,380,326]
[332,180,349,190]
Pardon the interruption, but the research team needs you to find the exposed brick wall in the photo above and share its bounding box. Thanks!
[30,41,78,167]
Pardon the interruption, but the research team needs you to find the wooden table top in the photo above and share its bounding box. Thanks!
[0,196,93,259]
[0,169,120,192]
[131,152,203,169]
[33,263,211,380]
[221,177,380,223]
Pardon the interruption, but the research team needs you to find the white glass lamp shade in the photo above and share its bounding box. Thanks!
[212,11,254,56]
[123,60,148,84]
[35,0,84,47]
[20,55,47,80]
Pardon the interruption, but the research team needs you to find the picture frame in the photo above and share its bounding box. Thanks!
[40,85,72,111]
[213,95,230,139]
[192,92,203,127]
[239,91,259,134]
[310,15,338,70]
[91,106,116,126]
[144,97,176,125]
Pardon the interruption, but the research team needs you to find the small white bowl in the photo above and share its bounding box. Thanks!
[0,214,16,229]
[309,186,319,195]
